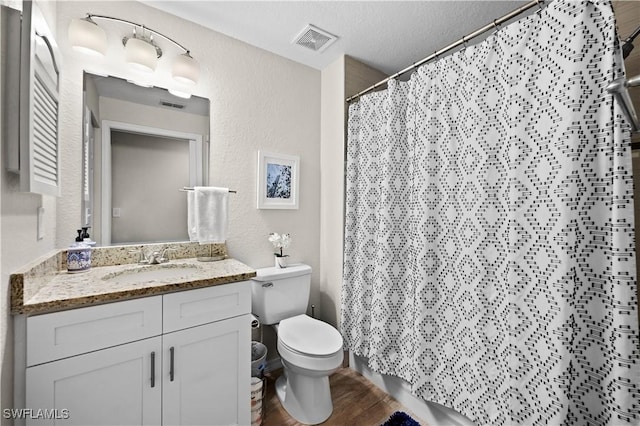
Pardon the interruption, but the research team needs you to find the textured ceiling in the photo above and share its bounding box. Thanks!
[142,1,533,75]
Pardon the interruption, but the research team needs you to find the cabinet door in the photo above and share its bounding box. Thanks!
[162,315,250,426]
[26,337,161,426]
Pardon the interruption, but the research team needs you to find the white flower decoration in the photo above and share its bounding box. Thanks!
[269,233,292,256]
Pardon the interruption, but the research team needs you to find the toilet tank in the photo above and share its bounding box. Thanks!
[251,264,311,325]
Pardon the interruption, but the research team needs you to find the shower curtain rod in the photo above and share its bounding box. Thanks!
[345,0,542,103]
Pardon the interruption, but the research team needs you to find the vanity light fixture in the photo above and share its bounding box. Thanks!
[68,16,108,56]
[68,14,200,85]
[172,53,200,86]
[123,27,160,72]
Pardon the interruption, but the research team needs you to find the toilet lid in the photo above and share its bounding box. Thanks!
[279,315,343,356]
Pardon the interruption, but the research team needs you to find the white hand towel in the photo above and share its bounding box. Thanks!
[187,190,198,242]
[194,186,229,244]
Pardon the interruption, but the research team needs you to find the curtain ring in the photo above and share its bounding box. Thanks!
[493,19,501,34]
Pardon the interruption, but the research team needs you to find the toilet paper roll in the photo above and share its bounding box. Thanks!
[251,314,260,329]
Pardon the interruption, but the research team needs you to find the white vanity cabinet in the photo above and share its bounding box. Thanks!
[23,282,251,426]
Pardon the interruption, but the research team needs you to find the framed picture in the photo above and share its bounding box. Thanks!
[257,151,299,209]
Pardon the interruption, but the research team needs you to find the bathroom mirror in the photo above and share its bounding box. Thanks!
[82,72,210,246]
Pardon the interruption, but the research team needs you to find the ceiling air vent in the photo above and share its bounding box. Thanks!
[292,24,338,53]
[160,100,185,110]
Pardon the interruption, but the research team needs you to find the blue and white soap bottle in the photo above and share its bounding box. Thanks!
[67,230,92,273]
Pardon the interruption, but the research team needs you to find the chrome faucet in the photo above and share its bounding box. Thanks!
[161,246,178,261]
[148,247,178,264]
[148,251,164,264]
[129,248,150,264]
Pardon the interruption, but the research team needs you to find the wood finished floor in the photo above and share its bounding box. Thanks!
[261,367,428,426]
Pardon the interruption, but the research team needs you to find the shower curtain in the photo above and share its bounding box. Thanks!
[341,1,639,425]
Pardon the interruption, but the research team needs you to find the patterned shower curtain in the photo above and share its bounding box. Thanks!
[341,1,639,425]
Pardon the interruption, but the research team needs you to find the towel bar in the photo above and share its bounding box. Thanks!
[179,187,237,193]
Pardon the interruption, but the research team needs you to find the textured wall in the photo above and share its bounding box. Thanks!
[319,56,345,328]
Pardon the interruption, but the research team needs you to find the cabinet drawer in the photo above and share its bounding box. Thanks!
[163,282,250,333]
[27,296,162,366]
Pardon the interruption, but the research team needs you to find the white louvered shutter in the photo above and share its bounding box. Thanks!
[17,1,61,196]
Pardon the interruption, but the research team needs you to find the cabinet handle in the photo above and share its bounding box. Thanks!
[169,346,175,382]
[150,351,156,388]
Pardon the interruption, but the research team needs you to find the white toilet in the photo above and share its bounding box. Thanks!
[251,264,343,425]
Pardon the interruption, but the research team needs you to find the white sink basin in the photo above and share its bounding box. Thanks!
[101,264,202,285]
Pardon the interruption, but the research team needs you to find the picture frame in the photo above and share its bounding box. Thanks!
[257,151,299,209]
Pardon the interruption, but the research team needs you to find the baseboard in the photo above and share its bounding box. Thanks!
[349,353,476,426]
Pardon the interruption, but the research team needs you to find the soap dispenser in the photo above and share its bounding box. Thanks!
[67,229,92,273]
[81,226,96,247]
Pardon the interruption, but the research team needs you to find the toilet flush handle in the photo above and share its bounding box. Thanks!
[250,278,273,288]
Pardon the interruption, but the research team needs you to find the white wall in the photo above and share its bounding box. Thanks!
[319,56,345,328]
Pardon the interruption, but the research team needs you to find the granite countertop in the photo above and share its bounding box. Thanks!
[11,243,257,315]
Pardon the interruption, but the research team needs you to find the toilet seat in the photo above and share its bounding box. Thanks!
[278,314,343,357]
